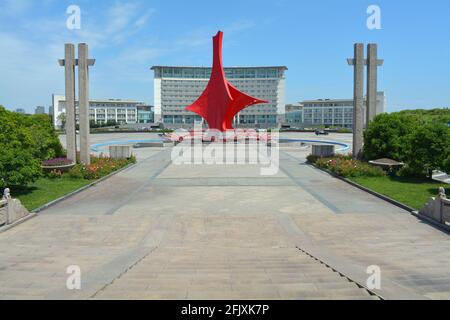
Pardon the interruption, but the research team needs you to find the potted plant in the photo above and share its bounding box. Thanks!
[41,158,76,173]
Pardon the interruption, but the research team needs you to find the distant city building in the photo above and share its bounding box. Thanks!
[151,66,287,128]
[52,94,145,128]
[15,108,26,114]
[35,106,46,115]
[300,92,386,129]
[137,105,155,124]
[48,106,54,123]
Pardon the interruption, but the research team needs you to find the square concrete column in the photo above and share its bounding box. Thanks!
[347,44,365,159]
[63,44,77,163]
[78,43,91,165]
[366,44,384,125]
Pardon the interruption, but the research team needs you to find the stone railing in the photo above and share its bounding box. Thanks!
[0,188,30,227]
[419,187,450,227]
[0,198,7,226]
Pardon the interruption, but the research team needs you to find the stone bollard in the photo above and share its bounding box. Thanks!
[109,145,132,160]
[1,188,29,226]
[312,144,335,158]
[2,188,11,200]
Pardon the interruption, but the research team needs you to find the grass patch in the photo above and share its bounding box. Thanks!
[349,175,449,210]
[11,177,91,211]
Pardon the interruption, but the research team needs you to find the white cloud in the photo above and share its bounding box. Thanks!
[74,1,155,47]
[175,20,256,50]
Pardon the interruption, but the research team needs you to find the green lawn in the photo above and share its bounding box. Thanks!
[11,177,92,211]
[350,175,449,210]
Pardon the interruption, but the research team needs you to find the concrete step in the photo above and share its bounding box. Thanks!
[96,246,376,300]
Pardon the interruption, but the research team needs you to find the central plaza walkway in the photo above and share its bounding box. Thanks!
[1,134,450,300]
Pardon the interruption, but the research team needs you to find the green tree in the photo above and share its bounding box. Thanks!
[404,123,450,177]
[398,108,450,125]
[26,114,65,160]
[0,106,41,188]
[0,106,65,188]
[363,113,418,161]
[364,111,450,178]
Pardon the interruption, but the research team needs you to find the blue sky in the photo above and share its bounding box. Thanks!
[0,0,449,113]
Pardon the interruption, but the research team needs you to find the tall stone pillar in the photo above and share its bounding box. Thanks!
[347,44,365,159]
[78,43,95,165]
[61,44,77,163]
[366,44,384,125]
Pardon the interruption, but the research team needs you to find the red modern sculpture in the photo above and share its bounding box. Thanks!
[186,31,268,132]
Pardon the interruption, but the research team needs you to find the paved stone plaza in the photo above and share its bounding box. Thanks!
[1,132,450,300]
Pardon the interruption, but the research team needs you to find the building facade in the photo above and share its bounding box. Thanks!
[285,104,303,126]
[300,92,386,129]
[52,95,145,128]
[137,105,155,124]
[151,66,287,128]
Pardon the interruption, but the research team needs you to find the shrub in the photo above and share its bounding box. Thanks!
[307,153,352,164]
[306,154,319,164]
[67,166,84,179]
[48,169,63,179]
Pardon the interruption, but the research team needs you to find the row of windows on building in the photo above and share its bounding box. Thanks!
[303,102,353,107]
[73,107,152,125]
[58,103,137,110]
[162,114,277,125]
[160,90,278,96]
[157,68,283,79]
[161,103,277,109]
[162,109,277,114]
[89,109,136,114]
[161,79,280,84]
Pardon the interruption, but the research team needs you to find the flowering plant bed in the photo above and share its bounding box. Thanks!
[66,155,137,180]
[307,154,386,178]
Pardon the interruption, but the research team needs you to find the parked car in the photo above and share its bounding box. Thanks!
[315,129,329,136]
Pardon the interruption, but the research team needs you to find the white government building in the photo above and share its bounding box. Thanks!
[151,66,287,128]
[299,92,386,129]
[51,94,145,129]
